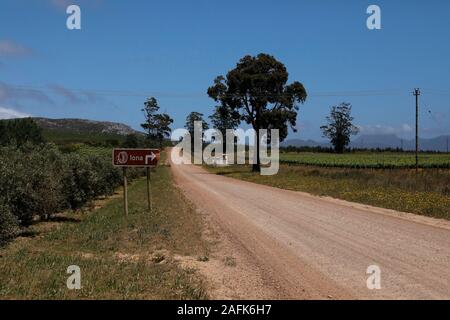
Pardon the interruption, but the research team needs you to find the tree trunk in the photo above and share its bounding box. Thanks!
[252,127,261,172]
[335,143,344,154]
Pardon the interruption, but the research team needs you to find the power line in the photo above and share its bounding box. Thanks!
[422,89,450,96]
[6,84,405,99]
[308,89,404,97]
[5,82,450,99]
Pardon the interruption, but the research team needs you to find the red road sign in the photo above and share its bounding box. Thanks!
[113,148,160,167]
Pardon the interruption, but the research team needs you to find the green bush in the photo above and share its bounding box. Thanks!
[61,153,124,209]
[0,204,18,246]
[61,153,97,209]
[57,143,82,154]
[0,143,143,233]
[0,144,65,225]
[86,155,122,196]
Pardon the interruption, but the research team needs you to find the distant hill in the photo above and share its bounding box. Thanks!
[30,117,143,144]
[33,118,141,136]
[282,134,450,152]
[351,134,402,149]
[280,139,330,148]
[351,134,450,152]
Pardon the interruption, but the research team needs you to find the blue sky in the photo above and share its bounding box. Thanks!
[0,0,449,140]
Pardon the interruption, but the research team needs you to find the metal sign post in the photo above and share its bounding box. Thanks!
[113,148,160,216]
[123,167,128,217]
[146,167,151,211]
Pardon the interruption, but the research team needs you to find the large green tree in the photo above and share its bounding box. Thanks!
[141,97,160,140]
[207,53,307,172]
[320,102,359,153]
[185,112,209,153]
[140,97,173,148]
[153,113,174,148]
[209,104,240,153]
[185,111,209,135]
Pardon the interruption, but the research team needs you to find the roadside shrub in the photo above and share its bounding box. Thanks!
[61,153,125,209]
[57,143,82,154]
[61,153,95,209]
[126,167,147,181]
[0,143,145,241]
[86,155,122,196]
[0,204,19,246]
[0,144,64,225]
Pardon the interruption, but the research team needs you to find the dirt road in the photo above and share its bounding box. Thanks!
[170,160,450,299]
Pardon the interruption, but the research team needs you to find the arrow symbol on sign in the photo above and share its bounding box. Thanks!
[145,152,156,164]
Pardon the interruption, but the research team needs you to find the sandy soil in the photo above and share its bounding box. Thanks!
[170,156,450,300]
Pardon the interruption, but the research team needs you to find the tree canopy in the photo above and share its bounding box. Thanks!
[185,111,209,135]
[209,104,240,136]
[140,97,173,148]
[141,97,160,139]
[0,118,44,147]
[184,112,208,153]
[153,113,174,148]
[209,104,240,152]
[320,102,359,153]
[207,53,307,171]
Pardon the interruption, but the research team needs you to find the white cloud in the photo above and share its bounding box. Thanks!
[402,124,413,132]
[357,124,413,135]
[0,106,31,119]
[0,40,34,58]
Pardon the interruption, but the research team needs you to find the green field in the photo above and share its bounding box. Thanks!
[43,129,125,145]
[74,145,115,157]
[280,152,450,169]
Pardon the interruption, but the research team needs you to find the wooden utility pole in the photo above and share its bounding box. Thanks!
[123,167,128,217]
[146,167,151,211]
[413,88,421,173]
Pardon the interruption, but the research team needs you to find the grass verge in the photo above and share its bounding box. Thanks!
[205,164,450,220]
[0,160,209,299]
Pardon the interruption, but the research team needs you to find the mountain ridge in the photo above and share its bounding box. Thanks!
[24,117,450,152]
[282,134,450,152]
[32,117,142,136]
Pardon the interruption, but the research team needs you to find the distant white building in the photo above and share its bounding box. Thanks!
[209,154,229,167]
